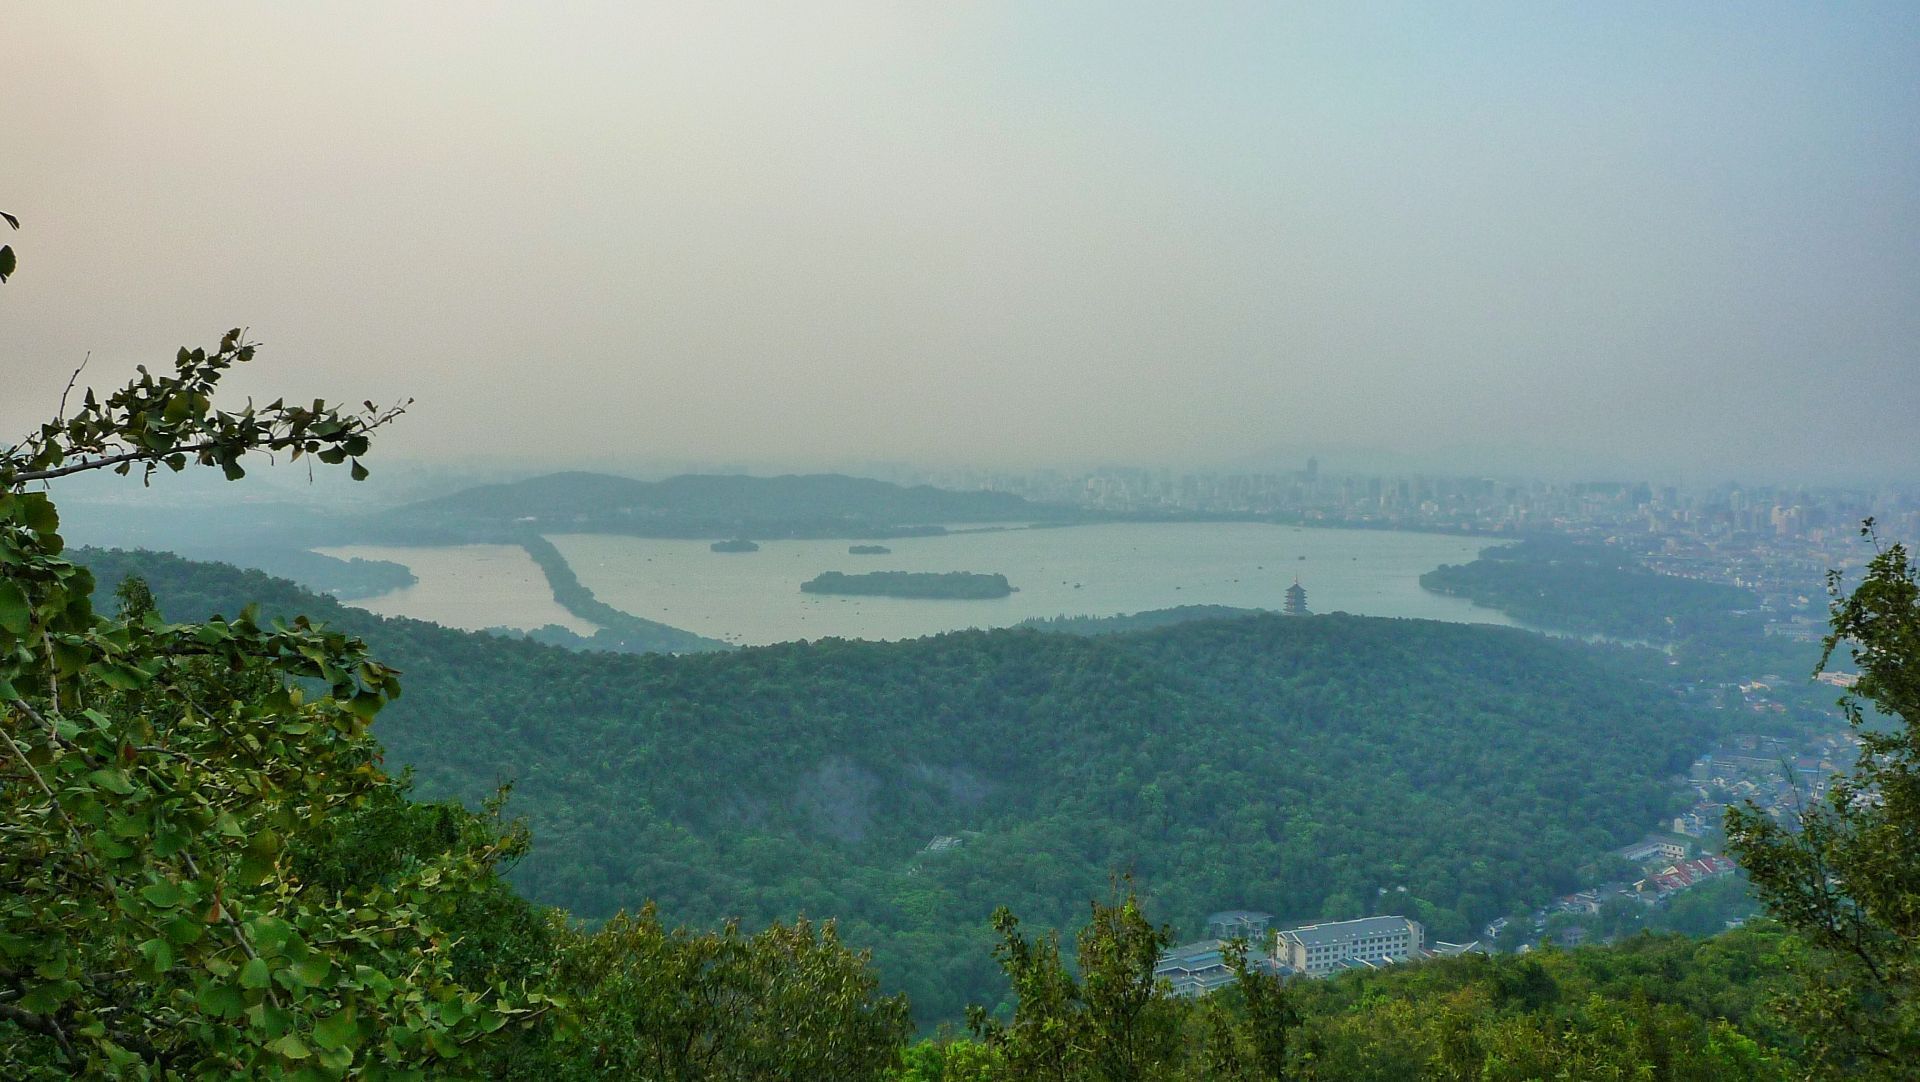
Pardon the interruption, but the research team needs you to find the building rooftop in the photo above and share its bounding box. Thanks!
[1158,940,1231,968]
[1276,915,1416,946]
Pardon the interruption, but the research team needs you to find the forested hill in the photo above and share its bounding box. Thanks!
[1421,537,1758,640]
[80,548,1711,1023]
[1017,604,1263,635]
[360,470,1068,542]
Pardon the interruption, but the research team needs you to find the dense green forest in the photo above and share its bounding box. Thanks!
[1018,605,1265,636]
[801,570,1018,599]
[1420,537,1757,641]
[363,470,1071,543]
[77,547,1712,1022]
[1418,537,1843,729]
[198,545,417,601]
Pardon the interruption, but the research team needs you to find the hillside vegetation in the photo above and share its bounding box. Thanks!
[1421,537,1758,640]
[364,470,1067,542]
[81,548,1709,1022]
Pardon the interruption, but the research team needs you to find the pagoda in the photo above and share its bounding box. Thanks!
[1283,578,1309,616]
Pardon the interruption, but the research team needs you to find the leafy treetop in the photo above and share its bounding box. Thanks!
[1,328,406,489]
[1727,521,1920,1079]
[0,337,547,1078]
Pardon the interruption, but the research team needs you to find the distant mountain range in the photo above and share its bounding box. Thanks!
[360,471,1073,542]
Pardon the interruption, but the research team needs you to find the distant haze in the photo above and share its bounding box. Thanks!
[3,3,1917,484]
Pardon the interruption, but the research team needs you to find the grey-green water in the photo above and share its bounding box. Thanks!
[329,523,1515,645]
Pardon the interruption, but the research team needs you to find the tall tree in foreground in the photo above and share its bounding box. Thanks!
[1728,522,1920,1078]
[968,885,1195,1082]
[546,903,910,1079]
[0,336,552,1077]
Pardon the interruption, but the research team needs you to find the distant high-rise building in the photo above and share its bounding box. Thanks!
[1284,579,1309,616]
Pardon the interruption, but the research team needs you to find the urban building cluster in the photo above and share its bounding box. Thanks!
[1673,730,1859,838]
[890,462,1917,620]
[1488,837,1743,951]
[895,464,1914,543]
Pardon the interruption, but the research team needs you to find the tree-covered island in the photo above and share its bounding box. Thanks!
[710,538,760,552]
[849,544,892,555]
[800,570,1015,598]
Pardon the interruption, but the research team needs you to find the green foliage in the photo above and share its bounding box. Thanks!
[801,570,1017,599]
[967,886,1190,1081]
[1421,537,1757,641]
[1209,940,1300,1079]
[1018,606,1262,636]
[1285,930,1797,1081]
[0,341,548,1077]
[945,897,1798,1079]
[66,551,1715,1023]
[895,1031,1002,1081]
[1419,536,1838,724]
[0,329,405,490]
[543,904,911,1080]
[211,547,416,602]
[1727,524,1920,1077]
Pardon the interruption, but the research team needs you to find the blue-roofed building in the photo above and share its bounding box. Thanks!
[1154,941,1237,998]
[1205,910,1273,943]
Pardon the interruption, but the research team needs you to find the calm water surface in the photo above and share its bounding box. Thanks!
[316,543,598,635]
[329,523,1518,644]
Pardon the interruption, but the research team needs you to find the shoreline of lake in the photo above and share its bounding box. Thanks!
[325,522,1518,645]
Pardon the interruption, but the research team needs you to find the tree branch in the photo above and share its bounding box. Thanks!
[56,353,91,422]
[0,713,94,859]
[0,1002,75,1061]
[9,404,406,485]
[11,443,214,484]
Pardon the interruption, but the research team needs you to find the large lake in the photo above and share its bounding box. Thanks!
[328,523,1516,645]
[315,543,599,635]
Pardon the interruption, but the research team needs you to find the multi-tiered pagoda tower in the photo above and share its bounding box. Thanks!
[1284,578,1309,616]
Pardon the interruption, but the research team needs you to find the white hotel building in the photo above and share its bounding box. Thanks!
[1273,915,1424,976]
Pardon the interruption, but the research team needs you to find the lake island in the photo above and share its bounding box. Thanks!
[801,570,1015,599]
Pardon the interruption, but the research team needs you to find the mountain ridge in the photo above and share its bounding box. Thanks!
[365,470,1069,542]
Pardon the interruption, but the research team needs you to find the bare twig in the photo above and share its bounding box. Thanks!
[56,352,92,421]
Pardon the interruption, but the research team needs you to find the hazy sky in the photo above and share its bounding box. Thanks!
[4,3,1917,484]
